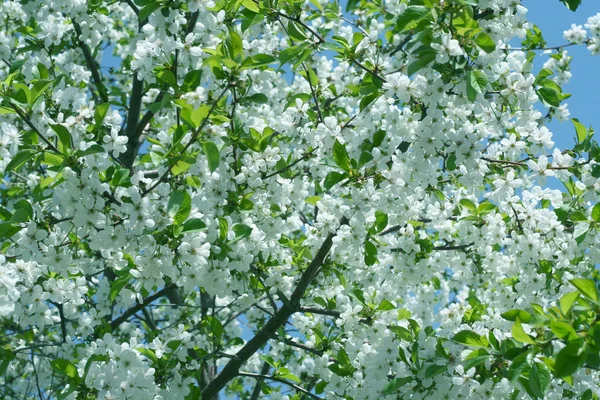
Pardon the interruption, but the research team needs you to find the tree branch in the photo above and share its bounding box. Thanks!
[72,21,108,103]
[110,283,176,330]
[238,371,322,400]
[299,306,341,318]
[249,362,270,400]
[48,300,67,343]
[201,217,349,398]
[120,76,145,168]
[10,104,61,154]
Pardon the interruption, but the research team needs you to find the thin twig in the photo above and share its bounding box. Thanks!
[10,104,61,154]
[238,371,322,400]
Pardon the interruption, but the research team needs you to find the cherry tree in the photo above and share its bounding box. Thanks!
[1,0,600,398]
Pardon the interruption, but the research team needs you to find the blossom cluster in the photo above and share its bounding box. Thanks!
[0,0,599,399]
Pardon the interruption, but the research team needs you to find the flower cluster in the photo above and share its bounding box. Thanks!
[0,0,599,399]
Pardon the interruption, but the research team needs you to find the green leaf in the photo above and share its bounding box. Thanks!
[109,275,131,303]
[94,102,110,126]
[218,217,229,241]
[279,46,302,65]
[5,149,35,173]
[572,119,587,142]
[359,91,380,111]
[407,49,436,75]
[323,171,347,190]
[171,160,192,175]
[157,69,178,88]
[139,2,161,22]
[305,196,321,205]
[559,291,579,315]
[332,140,351,172]
[0,106,16,115]
[30,79,54,104]
[474,32,496,53]
[460,199,477,212]
[232,224,253,241]
[466,70,488,101]
[183,70,202,91]
[501,309,533,323]
[395,6,430,32]
[554,341,586,377]
[549,321,578,340]
[181,218,207,233]
[242,0,260,12]
[207,315,224,342]
[364,240,378,266]
[425,364,447,379]
[241,54,277,70]
[377,299,395,311]
[203,141,220,172]
[168,190,192,226]
[382,377,412,395]
[229,28,243,62]
[50,124,72,150]
[0,223,23,240]
[529,362,551,399]
[137,347,158,363]
[244,93,269,104]
[592,203,600,222]
[570,279,598,303]
[453,330,489,347]
[187,104,211,128]
[560,0,582,11]
[372,211,388,233]
[50,359,79,379]
[537,87,561,107]
[508,351,530,382]
[512,318,536,344]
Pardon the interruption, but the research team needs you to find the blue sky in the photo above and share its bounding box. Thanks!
[525,0,600,150]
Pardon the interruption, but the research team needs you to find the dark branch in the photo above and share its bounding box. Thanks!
[72,21,108,103]
[249,362,270,400]
[120,76,145,168]
[110,283,176,330]
[299,306,341,318]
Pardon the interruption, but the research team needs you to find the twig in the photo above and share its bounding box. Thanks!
[273,10,325,43]
[10,104,61,154]
[263,148,317,179]
[31,350,44,400]
[238,371,322,400]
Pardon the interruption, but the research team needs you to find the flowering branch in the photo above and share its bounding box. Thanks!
[201,217,349,398]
